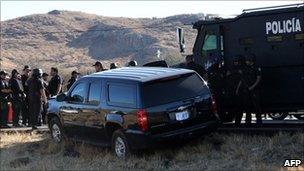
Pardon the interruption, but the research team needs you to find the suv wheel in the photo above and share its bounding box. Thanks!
[49,117,63,143]
[112,130,130,158]
[268,113,288,120]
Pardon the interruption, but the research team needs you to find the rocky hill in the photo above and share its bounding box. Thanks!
[1,10,206,73]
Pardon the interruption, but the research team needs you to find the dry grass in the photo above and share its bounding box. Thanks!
[0,131,303,170]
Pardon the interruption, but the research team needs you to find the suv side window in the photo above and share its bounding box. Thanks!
[108,83,136,107]
[88,82,101,105]
[70,82,86,103]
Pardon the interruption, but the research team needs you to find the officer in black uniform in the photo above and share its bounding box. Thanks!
[0,71,12,128]
[226,55,244,126]
[41,73,49,124]
[241,53,262,125]
[184,55,207,79]
[207,60,226,117]
[21,65,31,126]
[48,67,63,97]
[9,69,25,127]
[67,70,80,90]
[27,69,48,129]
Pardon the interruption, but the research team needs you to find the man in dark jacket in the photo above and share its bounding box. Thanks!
[67,70,80,90]
[27,69,48,129]
[241,53,262,125]
[9,69,25,127]
[21,65,31,126]
[41,73,49,124]
[48,67,63,97]
[0,71,12,128]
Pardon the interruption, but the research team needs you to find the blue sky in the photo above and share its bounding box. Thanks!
[1,1,301,21]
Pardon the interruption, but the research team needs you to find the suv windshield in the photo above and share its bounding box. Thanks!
[142,73,207,107]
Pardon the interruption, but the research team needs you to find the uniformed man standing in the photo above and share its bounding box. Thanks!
[207,60,225,117]
[9,69,25,127]
[0,71,12,128]
[41,73,49,124]
[67,70,80,90]
[27,69,47,129]
[241,53,262,125]
[48,67,63,97]
[226,55,243,126]
[21,65,31,126]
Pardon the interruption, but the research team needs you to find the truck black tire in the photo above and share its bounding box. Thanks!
[112,130,130,158]
[268,113,288,120]
[49,117,64,143]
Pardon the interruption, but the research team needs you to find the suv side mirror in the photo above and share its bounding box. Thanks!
[56,93,67,102]
[177,27,185,53]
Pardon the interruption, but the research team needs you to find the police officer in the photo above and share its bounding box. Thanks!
[9,69,25,127]
[226,55,244,126]
[41,73,49,124]
[21,65,31,126]
[184,55,207,79]
[48,67,63,97]
[27,69,47,129]
[207,60,226,117]
[241,53,262,125]
[0,71,12,128]
[93,61,106,72]
[67,70,80,90]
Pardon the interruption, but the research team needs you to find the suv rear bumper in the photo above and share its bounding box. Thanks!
[125,119,220,150]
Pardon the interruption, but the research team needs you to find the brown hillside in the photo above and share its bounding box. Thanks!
[1,10,205,73]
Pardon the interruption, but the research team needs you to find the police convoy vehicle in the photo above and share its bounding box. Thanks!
[176,3,304,121]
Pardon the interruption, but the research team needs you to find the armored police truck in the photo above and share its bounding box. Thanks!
[178,4,304,121]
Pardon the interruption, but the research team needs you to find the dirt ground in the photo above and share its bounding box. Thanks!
[0,131,303,170]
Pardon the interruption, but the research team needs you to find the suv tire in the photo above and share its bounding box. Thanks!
[112,130,130,158]
[49,117,64,143]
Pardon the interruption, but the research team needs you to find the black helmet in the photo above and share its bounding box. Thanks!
[245,53,256,62]
[32,68,43,77]
[128,60,137,67]
[110,63,118,69]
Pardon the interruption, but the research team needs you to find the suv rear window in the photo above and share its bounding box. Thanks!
[108,83,136,107]
[142,73,208,107]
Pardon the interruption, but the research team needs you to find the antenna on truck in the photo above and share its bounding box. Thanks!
[243,3,304,13]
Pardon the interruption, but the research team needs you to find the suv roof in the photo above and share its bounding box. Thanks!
[88,67,194,82]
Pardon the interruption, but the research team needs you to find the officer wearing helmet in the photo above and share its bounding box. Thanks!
[239,53,262,125]
[26,68,48,129]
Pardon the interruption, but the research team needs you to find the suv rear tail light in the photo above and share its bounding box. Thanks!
[211,95,218,115]
[137,109,148,132]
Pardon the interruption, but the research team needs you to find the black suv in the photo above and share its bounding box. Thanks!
[47,67,220,157]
